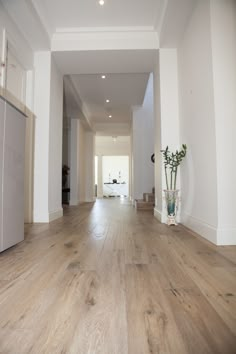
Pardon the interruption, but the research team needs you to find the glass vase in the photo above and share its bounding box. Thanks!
[164,190,179,225]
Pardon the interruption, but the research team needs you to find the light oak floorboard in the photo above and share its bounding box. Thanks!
[0,199,235,354]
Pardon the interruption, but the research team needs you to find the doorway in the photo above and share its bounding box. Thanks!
[102,156,129,198]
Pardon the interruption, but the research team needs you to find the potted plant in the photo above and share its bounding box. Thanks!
[161,144,187,225]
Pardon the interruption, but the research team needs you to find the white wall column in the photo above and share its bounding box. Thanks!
[24,70,34,223]
[153,49,180,223]
[97,155,103,198]
[33,52,63,222]
[33,52,51,222]
[129,128,133,203]
[70,118,79,205]
[132,74,154,201]
[48,56,63,221]
[211,0,236,245]
[85,131,95,202]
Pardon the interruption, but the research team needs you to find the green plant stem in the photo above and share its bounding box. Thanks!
[165,166,169,190]
[174,167,177,190]
[170,170,173,190]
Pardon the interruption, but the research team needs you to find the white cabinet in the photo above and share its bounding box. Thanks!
[103,183,128,197]
[0,97,26,252]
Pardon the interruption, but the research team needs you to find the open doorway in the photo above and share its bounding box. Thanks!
[102,156,129,198]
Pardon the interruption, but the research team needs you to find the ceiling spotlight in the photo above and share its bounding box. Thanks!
[109,115,112,118]
[99,0,105,6]
[101,75,106,79]
[106,99,110,103]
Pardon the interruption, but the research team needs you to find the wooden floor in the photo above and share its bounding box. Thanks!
[0,199,235,354]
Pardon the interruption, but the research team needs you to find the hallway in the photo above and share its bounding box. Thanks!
[0,199,235,353]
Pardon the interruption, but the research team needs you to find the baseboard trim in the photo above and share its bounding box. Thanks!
[33,208,63,223]
[84,198,96,203]
[33,212,50,223]
[154,207,162,222]
[69,199,79,206]
[49,208,63,222]
[181,212,217,245]
[217,227,236,246]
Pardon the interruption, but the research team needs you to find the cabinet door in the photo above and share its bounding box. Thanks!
[0,98,5,251]
[2,103,26,251]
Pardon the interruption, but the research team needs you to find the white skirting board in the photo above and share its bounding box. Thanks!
[154,207,162,222]
[49,208,63,222]
[84,198,96,202]
[181,213,236,246]
[181,213,218,244]
[154,209,236,246]
[33,208,63,223]
[154,207,166,223]
[69,199,79,206]
[216,228,236,246]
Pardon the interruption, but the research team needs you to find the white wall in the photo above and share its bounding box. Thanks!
[85,131,95,202]
[154,49,181,222]
[130,125,134,201]
[95,136,130,156]
[70,119,95,204]
[210,0,236,245]
[0,3,33,71]
[153,53,163,217]
[177,0,236,245]
[33,52,63,222]
[6,48,26,103]
[24,71,35,223]
[48,57,63,220]
[95,136,130,198]
[78,122,86,203]
[103,156,129,197]
[132,74,154,200]
[103,156,129,184]
[178,0,218,243]
[33,52,51,222]
[70,118,79,205]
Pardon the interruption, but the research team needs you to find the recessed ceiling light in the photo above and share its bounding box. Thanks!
[101,75,106,79]
[106,99,110,103]
[109,115,112,118]
[99,0,105,6]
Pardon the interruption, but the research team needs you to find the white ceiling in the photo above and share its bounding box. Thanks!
[32,0,164,33]
[71,73,149,124]
[1,0,196,136]
[96,136,130,143]
[52,50,156,75]
[53,49,156,135]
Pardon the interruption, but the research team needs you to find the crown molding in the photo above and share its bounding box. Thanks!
[55,26,155,33]
[52,30,159,51]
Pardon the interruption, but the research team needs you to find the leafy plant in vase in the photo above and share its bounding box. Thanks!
[161,144,187,225]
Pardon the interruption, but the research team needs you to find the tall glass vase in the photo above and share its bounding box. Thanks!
[164,190,179,225]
